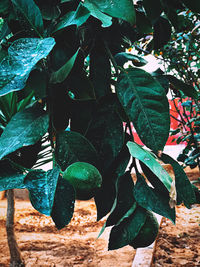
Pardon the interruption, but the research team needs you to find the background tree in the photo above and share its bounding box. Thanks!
[0,0,199,266]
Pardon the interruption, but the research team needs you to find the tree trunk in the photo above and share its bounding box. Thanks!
[6,189,25,267]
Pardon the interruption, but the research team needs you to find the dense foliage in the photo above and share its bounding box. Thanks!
[0,0,199,254]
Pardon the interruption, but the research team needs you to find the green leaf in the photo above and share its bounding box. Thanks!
[117,68,170,152]
[24,167,60,216]
[86,99,124,171]
[134,173,175,223]
[55,130,99,171]
[11,0,44,37]
[95,142,130,220]
[53,3,90,33]
[143,0,163,23]
[106,172,136,226]
[114,52,148,67]
[0,103,49,160]
[51,176,75,229]
[108,206,147,250]
[90,43,111,99]
[127,142,172,191]
[83,0,112,27]
[50,49,79,84]
[135,11,153,34]
[167,75,198,99]
[0,37,55,96]
[161,153,196,208]
[0,160,26,191]
[0,0,10,16]
[85,0,136,25]
[153,17,171,50]
[182,0,200,13]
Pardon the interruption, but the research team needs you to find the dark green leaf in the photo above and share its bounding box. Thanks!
[24,167,60,216]
[51,176,75,229]
[143,0,163,23]
[134,173,175,222]
[135,11,153,34]
[117,68,170,152]
[168,75,198,99]
[108,206,147,250]
[0,0,10,16]
[83,0,112,27]
[0,160,26,191]
[86,100,124,171]
[182,0,200,13]
[53,3,90,32]
[40,5,61,20]
[114,52,148,67]
[55,131,99,171]
[153,16,172,50]
[90,43,111,99]
[0,37,55,96]
[85,0,136,25]
[161,153,196,208]
[50,49,79,84]
[95,143,130,220]
[106,172,136,226]
[0,103,49,160]
[127,142,172,191]
[11,0,44,37]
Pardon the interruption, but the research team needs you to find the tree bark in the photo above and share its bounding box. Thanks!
[6,189,25,267]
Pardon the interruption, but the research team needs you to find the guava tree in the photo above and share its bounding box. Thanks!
[0,0,199,266]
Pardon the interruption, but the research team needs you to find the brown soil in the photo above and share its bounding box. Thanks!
[152,170,200,267]
[0,198,135,267]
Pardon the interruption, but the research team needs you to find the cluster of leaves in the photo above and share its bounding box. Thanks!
[0,0,199,250]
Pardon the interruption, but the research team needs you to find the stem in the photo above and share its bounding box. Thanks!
[6,190,25,267]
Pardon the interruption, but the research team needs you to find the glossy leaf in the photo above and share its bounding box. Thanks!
[11,0,44,37]
[134,173,175,223]
[168,75,198,99]
[51,176,75,229]
[114,52,148,67]
[53,3,90,32]
[55,130,99,171]
[117,68,170,152]
[83,0,112,27]
[0,160,26,191]
[0,103,49,160]
[50,49,79,84]
[85,0,136,25]
[127,142,172,191]
[0,37,55,96]
[161,153,196,208]
[24,167,60,216]
[108,206,147,250]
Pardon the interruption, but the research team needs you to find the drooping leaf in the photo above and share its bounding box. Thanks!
[11,0,44,37]
[142,0,163,23]
[0,37,55,96]
[134,173,175,223]
[153,16,171,50]
[90,42,111,99]
[0,160,26,191]
[108,206,147,250]
[117,68,170,152]
[95,142,130,221]
[85,0,136,25]
[51,176,75,229]
[127,142,172,191]
[106,172,136,226]
[83,0,112,27]
[168,75,198,99]
[114,52,148,67]
[0,103,49,160]
[182,0,200,13]
[55,130,99,171]
[50,49,79,84]
[53,3,90,32]
[86,99,124,171]
[161,153,196,208]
